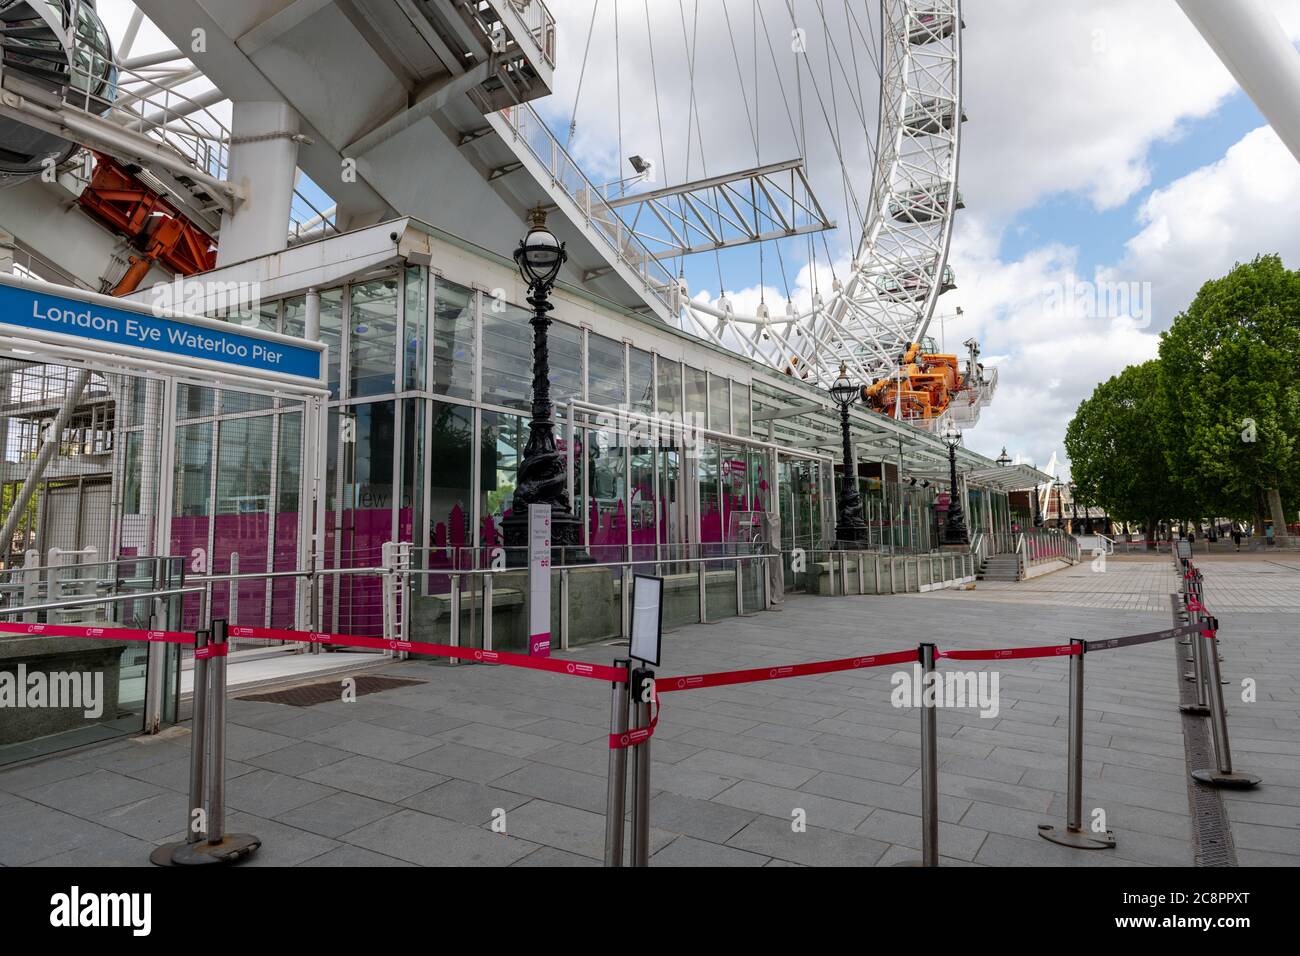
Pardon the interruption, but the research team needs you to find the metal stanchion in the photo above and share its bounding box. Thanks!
[1181,594,1211,714]
[697,561,708,624]
[628,666,654,867]
[895,643,939,866]
[603,659,631,867]
[150,629,210,866]
[1038,639,1115,848]
[735,558,744,615]
[172,619,261,865]
[1190,615,1261,789]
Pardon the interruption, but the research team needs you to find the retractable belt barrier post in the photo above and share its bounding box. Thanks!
[1190,614,1261,790]
[1181,593,1212,715]
[150,629,210,866]
[628,667,654,868]
[1038,638,1115,849]
[170,619,262,865]
[603,659,631,867]
[894,643,939,867]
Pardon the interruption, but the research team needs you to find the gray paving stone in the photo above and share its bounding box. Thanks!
[649,791,756,843]
[725,814,888,867]
[299,844,415,866]
[275,790,398,838]
[801,771,970,823]
[245,740,355,776]
[225,768,337,817]
[401,779,531,825]
[306,719,442,762]
[512,845,601,867]
[651,834,769,867]
[677,750,817,789]
[343,807,538,866]
[713,779,871,833]
[854,807,989,861]
[221,811,342,867]
[401,742,528,783]
[18,768,165,816]
[302,754,448,802]
[493,762,609,814]
[434,722,562,758]
[500,799,673,861]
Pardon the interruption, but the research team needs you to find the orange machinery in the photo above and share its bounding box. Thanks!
[76,152,216,296]
[861,341,966,421]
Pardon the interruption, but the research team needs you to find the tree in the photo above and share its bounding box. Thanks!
[1065,360,1187,539]
[1158,255,1300,540]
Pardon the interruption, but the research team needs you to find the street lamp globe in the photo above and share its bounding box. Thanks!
[514,206,566,288]
[996,447,1011,467]
[941,419,962,446]
[829,363,859,408]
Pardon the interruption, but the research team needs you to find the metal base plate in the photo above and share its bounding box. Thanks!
[889,860,936,867]
[169,833,261,865]
[1179,703,1211,716]
[1191,769,1261,789]
[1037,823,1116,849]
[149,841,188,867]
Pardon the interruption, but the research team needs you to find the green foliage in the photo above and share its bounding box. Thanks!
[1157,255,1300,516]
[1065,255,1300,526]
[1065,361,1178,527]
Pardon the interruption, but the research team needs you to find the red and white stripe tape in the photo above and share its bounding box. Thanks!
[0,621,191,644]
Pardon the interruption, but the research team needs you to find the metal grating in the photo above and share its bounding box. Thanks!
[237,675,426,707]
[1172,632,1238,866]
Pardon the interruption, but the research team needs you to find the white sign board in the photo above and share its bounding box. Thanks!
[630,574,663,666]
[527,504,551,657]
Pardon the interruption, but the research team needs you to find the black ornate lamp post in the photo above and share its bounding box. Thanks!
[501,207,584,558]
[829,364,867,544]
[1068,481,1079,532]
[1053,479,1064,529]
[1033,482,1044,528]
[941,419,968,545]
[995,447,1011,467]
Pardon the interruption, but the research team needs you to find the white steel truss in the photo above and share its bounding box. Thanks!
[680,0,965,391]
[604,159,835,261]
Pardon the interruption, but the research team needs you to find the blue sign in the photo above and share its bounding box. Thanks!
[0,282,323,381]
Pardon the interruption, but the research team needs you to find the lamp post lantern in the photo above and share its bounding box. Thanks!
[829,364,868,544]
[501,207,584,558]
[996,447,1011,467]
[941,419,968,545]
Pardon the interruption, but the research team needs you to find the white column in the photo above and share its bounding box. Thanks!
[217,102,300,266]
[1177,0,1300,163]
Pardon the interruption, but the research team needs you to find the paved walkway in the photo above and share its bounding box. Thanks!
[0,556,1294,867]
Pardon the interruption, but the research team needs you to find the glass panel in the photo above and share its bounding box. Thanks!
[629,347,653,415]
[588,333,625,408]
[586,426,626,562]
[698,439,721,545]
[171,421,212,629]
[321,289,343,400]
[630,439,656,561]
[272,411,302,627]
[480,408,523,549]
[335,401,395,634]
[349,276,399,398]
[481,301,532,411]
[283,295,305,338]
[432,279,475,401]
[656,358,681,420]
[549,319,582,407]
[212,415,273,626]
[177,383,214,421]
[684,366,707,422]
[708,374,730,432]
[732,382,751,436]
[404,266,428,391]
[400,399,424,545]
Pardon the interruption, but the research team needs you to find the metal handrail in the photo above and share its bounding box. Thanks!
[0,585,204,619]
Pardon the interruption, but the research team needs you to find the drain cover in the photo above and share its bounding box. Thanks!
[238,675,425,707]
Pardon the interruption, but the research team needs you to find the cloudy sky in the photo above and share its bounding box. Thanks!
[532,0,1300,477]
[96,0,1300,478]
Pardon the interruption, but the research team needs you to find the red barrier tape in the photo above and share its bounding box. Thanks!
[0,622,191,644]
[225,624,626,682]
[656,648,919,694]
[194,642,228,659]
[938,643,1081,661]
[609,700,659,750]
